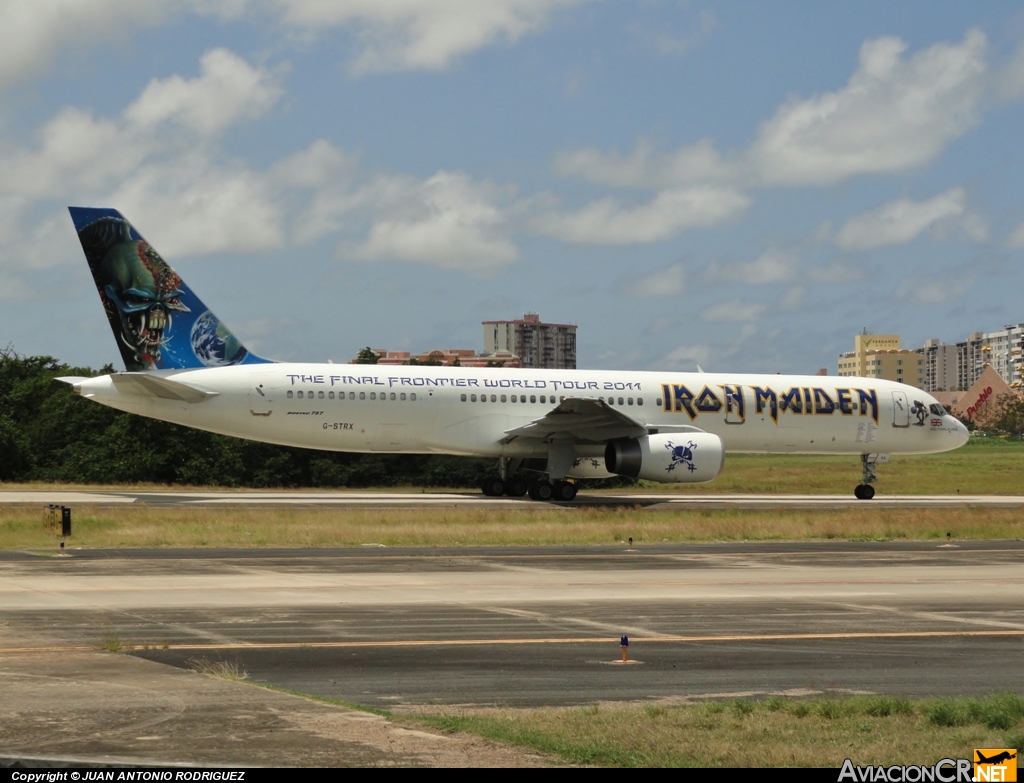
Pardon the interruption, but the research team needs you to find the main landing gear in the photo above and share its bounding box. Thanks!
[481,458,578,501]
[482,475,578,501]
[854,453,878,500]
[528,478,577,502]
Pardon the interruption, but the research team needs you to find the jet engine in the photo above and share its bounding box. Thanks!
[605,432,724,484]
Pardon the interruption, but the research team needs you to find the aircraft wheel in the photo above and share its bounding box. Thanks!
[504,478,528,497]
[553,481,578,502]
[854,484,875,500]
[528,479,554,501]
[481,477,506,497]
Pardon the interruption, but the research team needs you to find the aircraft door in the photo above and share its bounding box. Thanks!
[722,385,745,425]
[248,371,278,417]
[891,390,910,428]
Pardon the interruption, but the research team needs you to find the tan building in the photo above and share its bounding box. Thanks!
[933,365,1017,427]
[483,313,577,369]
[837,333,924,389]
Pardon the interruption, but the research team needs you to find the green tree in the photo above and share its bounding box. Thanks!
[353,347,379,364]
[992,394,1024,438]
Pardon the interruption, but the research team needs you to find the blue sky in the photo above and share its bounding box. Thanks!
[2,1,1024,374]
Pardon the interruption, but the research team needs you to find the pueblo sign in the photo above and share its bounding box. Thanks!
[966,386,994,419]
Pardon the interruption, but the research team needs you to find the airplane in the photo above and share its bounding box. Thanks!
[976,751,1016,765]
[58,207,970,502]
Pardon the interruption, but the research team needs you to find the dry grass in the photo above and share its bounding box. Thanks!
[413,695,1024,767]
[1,503,1022,549]
[186,656,250,681]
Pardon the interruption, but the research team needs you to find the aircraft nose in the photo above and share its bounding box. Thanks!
[955,419,970,447]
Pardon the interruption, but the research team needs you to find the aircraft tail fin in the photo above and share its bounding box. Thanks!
[68,207,272,371]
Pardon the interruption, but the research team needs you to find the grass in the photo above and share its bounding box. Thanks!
[1,439,1020,549]
[1,504,1022,549]
[186,656,250,681]
[2,437,1022,499]
[98,631,123,652]
[405,694,1024,767]
[638,438,1024,496]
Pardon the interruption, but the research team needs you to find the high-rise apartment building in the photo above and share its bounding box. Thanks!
[482,313,577,369]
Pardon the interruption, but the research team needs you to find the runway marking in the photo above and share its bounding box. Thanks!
[3,628,1024,654]
[1,576,1018,597]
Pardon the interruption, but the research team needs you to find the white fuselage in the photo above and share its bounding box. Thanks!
[71,364,970,463]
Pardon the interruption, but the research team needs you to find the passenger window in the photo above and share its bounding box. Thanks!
[400,393,406,401]
[359,392,366,400]
[530,395,536,403]
[511,394,517,402]
[297,390,304,399]
[318,391,324,399]
[349,391,356,400]
[410,393,416,401]
[637,398,643,406]
[490,394,497,402]
[369,392,376,400]
[618,397,624,405]
[287,390,294,398]
[390,392,396,400]
[628,397,633,405]
[500,395,506,403]
[461,394,467,402]
[328,391,334,399]
[471,394,477,402]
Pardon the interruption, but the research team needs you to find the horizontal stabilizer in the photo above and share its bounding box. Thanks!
[111,373,219,403]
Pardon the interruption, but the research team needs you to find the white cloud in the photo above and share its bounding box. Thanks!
[806,261,865,283]
[701,299,768,322]
[836,188,967,251]
[1006,220,1024,249]
[0,50,286,267]
[0,0,165,87]
[779,286,806,310]
[894,274,974,305]
[124,48,283,137]
[626,263,686,298]
[555,138,730,191]
[556,30,988,189]
[705,248,796,285]
[108,157,285,257]
[348,171,518,271]
[657,343,712,371]
[532,187,749,244]
[0,273,35,301]
[0,1,250,88]
[274,0,588,73]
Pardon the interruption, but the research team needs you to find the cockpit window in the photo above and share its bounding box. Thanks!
[929,403,948,417]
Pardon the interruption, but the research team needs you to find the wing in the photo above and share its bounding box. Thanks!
[501,397,702,444]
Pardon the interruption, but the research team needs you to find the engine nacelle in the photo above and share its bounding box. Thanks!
[605,432,725,484]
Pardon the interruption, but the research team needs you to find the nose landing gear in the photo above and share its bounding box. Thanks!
[854,453,884,500]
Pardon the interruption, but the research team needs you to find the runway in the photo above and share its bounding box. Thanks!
[3,542,1024,711]
[3,489,1023,509]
